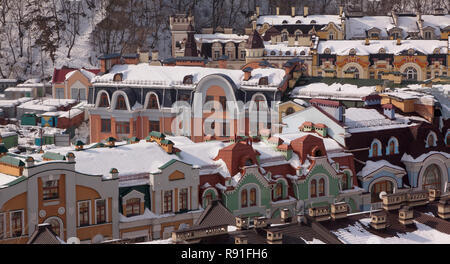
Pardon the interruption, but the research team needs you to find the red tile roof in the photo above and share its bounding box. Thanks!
[52,67,100,84]
[310,98,341,107]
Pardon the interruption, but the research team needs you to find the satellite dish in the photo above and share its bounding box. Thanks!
[379,191,387,199]
[67,237,80,244]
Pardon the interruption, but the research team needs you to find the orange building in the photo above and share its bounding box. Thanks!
[0,154,119,244]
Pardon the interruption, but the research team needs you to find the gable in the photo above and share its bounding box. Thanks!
[169,170,185,181]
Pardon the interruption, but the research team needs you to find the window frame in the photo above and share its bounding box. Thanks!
[116,95,128,110]
[78,200,91,227]
[116,121,130,135]
[241,189,248,208]
[101,119,111,133]
[163,190,173,213]
[95,199,108,224]
[125,198,141,217]
[310,179,317,198]
[250,188,257,206]
[179,188,189,211]
[0,213,4,239]
[42,179,59,200]
[10,210,24,238]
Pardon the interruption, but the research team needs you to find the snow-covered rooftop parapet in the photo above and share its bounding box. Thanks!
[194,33,248,44]
[318,40,448,56]
[401,151,450,163]
[91,64,286,89]
[264,43,310,56]
[343,108,413,132]
[291,83,377,100]
[357,160,406,177]
[256,15,342,26]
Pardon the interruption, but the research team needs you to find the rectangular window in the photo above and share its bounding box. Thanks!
[240,50,246,60]
[179,188,188,211]
[101,119,111,133]
[11,211,23,237]
[443,71,447,77]
[116,122,130,134]
[378,72,383,79]
[149,121,160,132]
[435,72,440,78]
[370,72,375,79]
[55,88,65,99]
[164,190,173,213]
[78,201,90,227]
[427,71,431,79]
[0,213,4,239]
[214,51,220,60]
[125,198,140,217]
[96,199,107,224]
[71,88,86,100]
[43,180,59,200]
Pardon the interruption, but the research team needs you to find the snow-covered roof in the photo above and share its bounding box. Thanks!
[401,151,450,163]
[357,160,405,177]
[0,172,18,188]
[257,15,342,26]
[65,69,98,82]
[345,16,393,39]
[194,33,248,44]
[318,39,448,55]
[332,218,450,244]
[0,97,33,107]
[291,83,377,100]
[92,64,286,89]
[4,87,34,92]
[344,108,415,133]
[264,42,310,56]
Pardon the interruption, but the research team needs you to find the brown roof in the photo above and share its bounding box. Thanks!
[246,30,265,49]
[310,98,341,107]
[195,200,235,228]
[27,224,63,244]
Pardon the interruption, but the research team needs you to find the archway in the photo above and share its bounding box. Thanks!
[422,164,442,191]
[44,216,64,240]
[370,180,394,203]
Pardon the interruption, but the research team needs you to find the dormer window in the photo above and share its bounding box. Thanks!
[433,48,440,54]
[245,159,253,166]
[116,95,127,110]
[310,20,316,24]
[295,31,302,40]
[285,51,291,56]
[296,20,302,24]
[424,31,432,40]
[324,48,331,54]
[99,93,109,107]
[386,137,399,155]
[258,77,269,85]
[270,50,276,55]
[379,48,386,54]
[300,51,306,56]
[426,132,437,148]
[282,32,288,42]
[126,198,141,217]
[183,75,193,84]
[329,32,334,40]
[282,20,288,24]
[349,49,356,56]
[113,73,123,82]
[147,94,158,109]
[407,49,414,55]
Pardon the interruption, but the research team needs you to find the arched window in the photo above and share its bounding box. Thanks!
[241,189,248,208]
[270,50,276,56]
[46,218,61,237]
[286,107,295,116]
[295,31,302,40]
[204,192,213,207]
[328,32,334,40]
[342,174,348,190]
[446,131,450,147]
[253,94,266,111]
[99,93,109,107]
[426,132,437,148]
[250,188,257,206]
[386,137,399,155]
[404,67,417,80]
[285,51,291,56]
[147,94,158,109]
[349,49,356,56]
[282,32,288,42]
[258,77,269,86]
[324,48,331,54]
[296,20,302,24]
[300,51,306,56]
[245,158,253,166]
[379,48,386,54]
[310,20,316,24]
[282,20,288,24]
[310,179,317,198]
[370,139,381,157]
[423,164,442,191]
[348,66,360,78]
[318,179,325,197]
[275,182,283,199]
[116,95,127,110]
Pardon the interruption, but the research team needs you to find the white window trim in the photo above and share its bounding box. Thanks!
[77,200,91,227]
[9,210,24,238]
[94,198,108,225]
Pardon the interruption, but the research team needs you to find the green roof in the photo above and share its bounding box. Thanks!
[158,159,192,170]
[90,142,106,148]
[145,136,152,140]
[42,152,66,161]
[75,140,85,146]
[160,139,174,145]
[0,156,25,167]
[0,144,8,153]
[128,137,140,141]
[105,136,117,142]
[6,176,27,187]
[149,131,165,138]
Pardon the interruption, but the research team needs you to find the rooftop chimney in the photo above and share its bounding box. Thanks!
[254,216,269,228]
[365,38,370,45]
[256,6,260,17]
[280,208,291,223]
[109,168,119,179]
[235,235,248,244]
[382,104,395,120]
[291,6,296,17]
[25,156,35,167]
[303,6,309,17]
[396,38,401,45]
[339,6,344,17]
[235,216,249,230]
[266,229,283,244]
[276,7,280,16]
[66,152,75,163]
[243,67,253,81]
